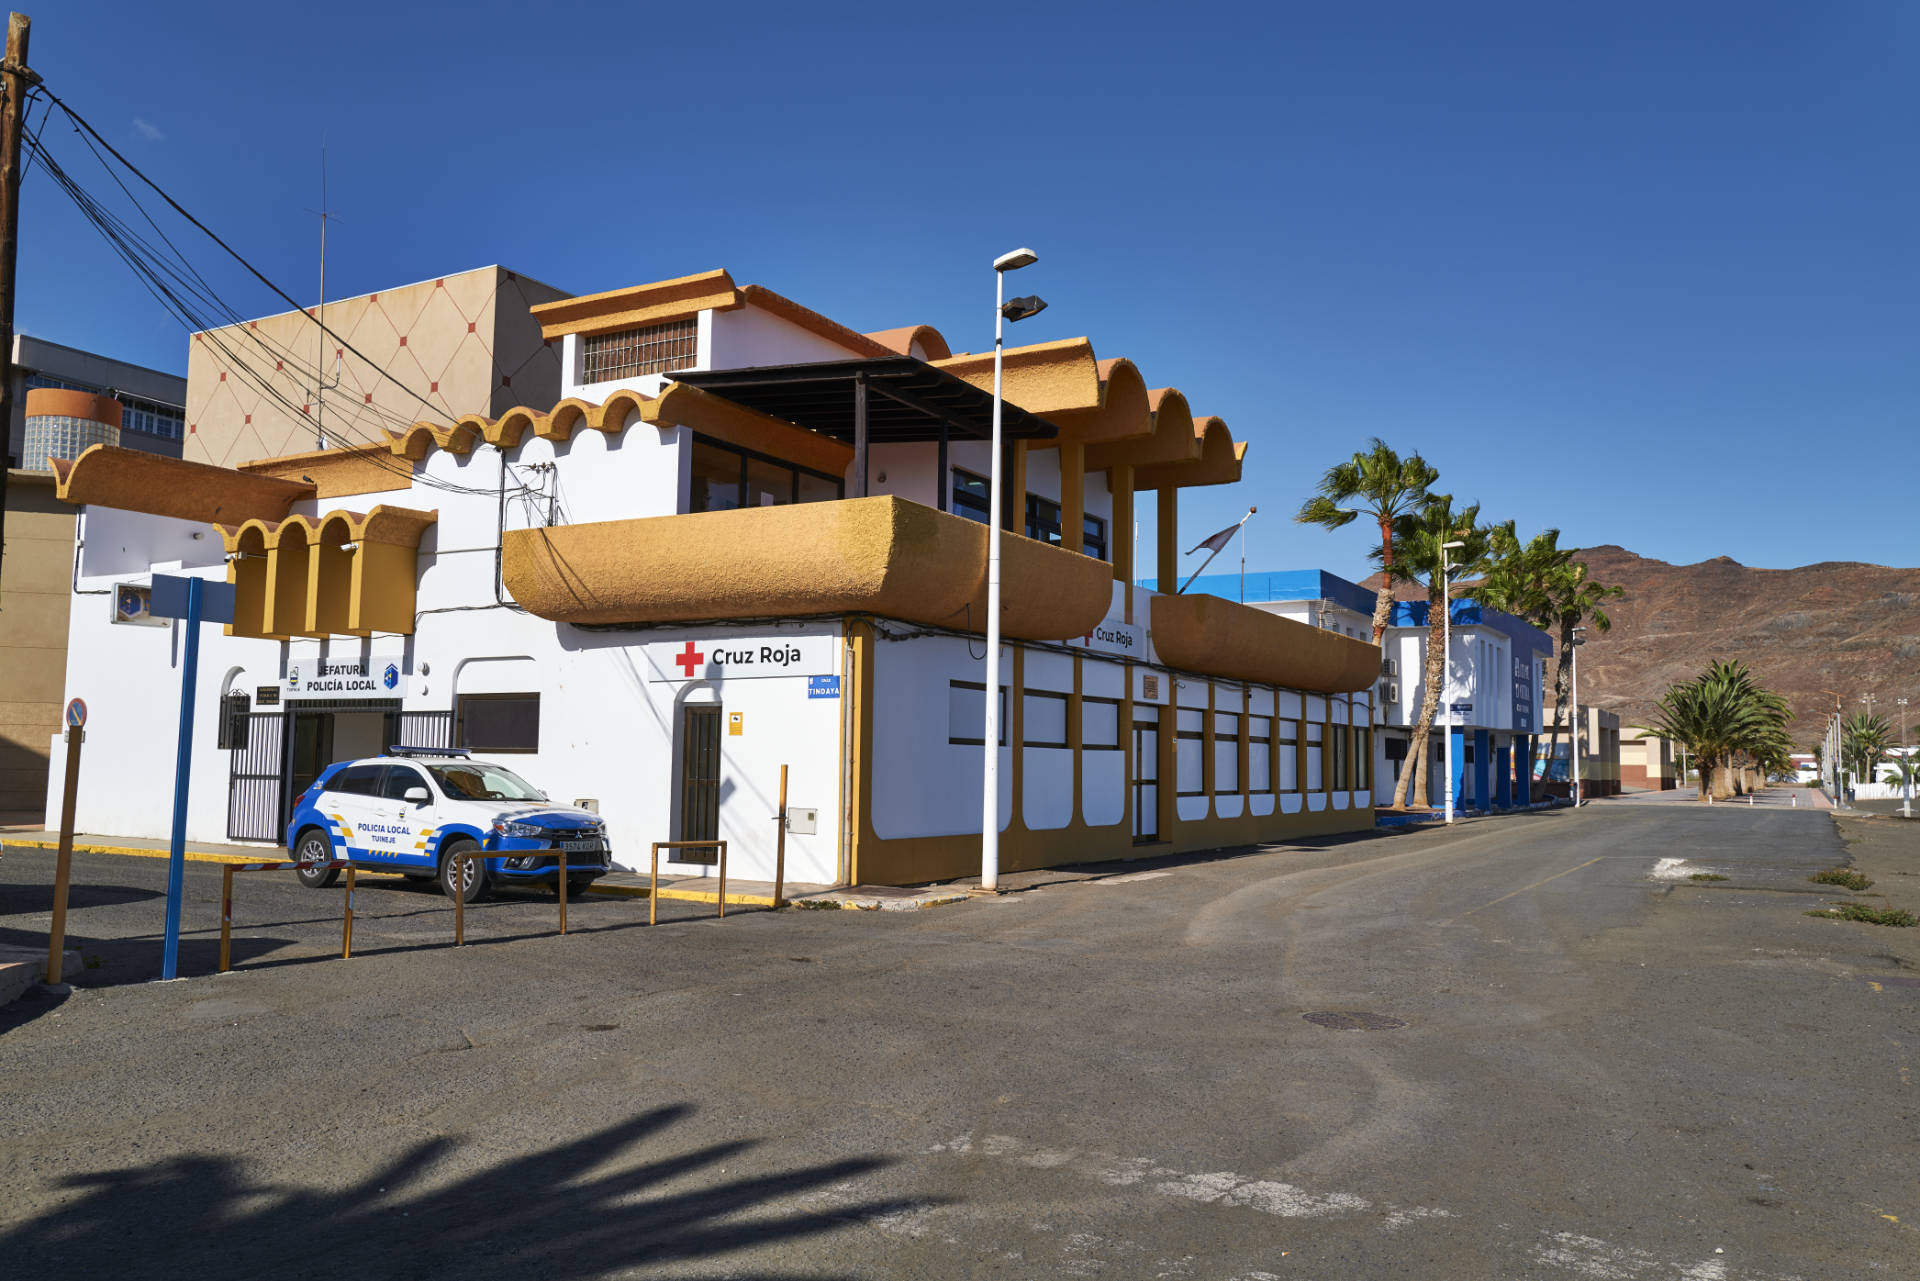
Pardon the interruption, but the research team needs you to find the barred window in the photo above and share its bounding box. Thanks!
[582,318,699,382]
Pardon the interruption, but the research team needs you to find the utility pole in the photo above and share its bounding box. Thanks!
[0,12,35,594]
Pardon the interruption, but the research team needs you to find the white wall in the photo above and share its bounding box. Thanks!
[708,305,869,369]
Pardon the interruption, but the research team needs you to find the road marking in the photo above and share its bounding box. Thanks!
[1458,856,1604,918]
[927,1132,1451,1228]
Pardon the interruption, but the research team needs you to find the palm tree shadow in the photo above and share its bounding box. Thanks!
[3,1104,933,1279]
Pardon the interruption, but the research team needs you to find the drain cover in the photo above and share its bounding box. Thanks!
[1302,1010,1406,1031]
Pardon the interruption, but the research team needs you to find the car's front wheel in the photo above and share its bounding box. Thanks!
[438,840,489,903]
[293,828,338,889]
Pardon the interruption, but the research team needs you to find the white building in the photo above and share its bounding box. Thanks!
[45,268,1381,887]
[1196,569,1553,811]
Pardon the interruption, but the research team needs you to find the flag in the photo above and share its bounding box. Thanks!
[1187,523,1242,555]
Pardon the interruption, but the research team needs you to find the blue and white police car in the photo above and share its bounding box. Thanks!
[285,747,611,901]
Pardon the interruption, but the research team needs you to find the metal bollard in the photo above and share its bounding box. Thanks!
[342,865,357,959]
[717,840,727,919]
[453,851,465,946]
[650,842,660,927]
[220,864,235,974]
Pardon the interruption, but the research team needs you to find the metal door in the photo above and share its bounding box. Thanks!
[1131,707,1160,841]
[286,709,336,813]
[679,705,723,864]
[227,712,287,842]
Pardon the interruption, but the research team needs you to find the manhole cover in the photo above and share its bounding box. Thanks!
[1302,1010,1406,1031]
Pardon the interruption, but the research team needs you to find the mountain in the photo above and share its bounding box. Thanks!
[1554,546,1920,746]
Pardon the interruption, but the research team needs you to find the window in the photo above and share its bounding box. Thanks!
[327,763,385,796]
[1331,724,1349,789]
[1176,708,1206,796]
[948,681,1008,746]
[1026,494,1062,546]
[1249,714,1273,793]
[1083,514,1108,561]
[380,765,431,800]
[689,433,843,514]
[1279,719,1299,792]
[1024,691,1069,748]
[1306,722,1325,791]
[218,691,250,750]
[952,469,991,523]
[1355,727,1372,790]
[1214,711,1241,794]
[690,439,745,512]
[1082,697,1121,750]
[457,693,541,753]
[581,318,698,383]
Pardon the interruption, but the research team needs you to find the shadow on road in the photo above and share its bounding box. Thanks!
[1,1103,927,1279]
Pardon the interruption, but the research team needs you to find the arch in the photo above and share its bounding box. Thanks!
[1134,415,1246,490]
[1049,356,1152,446]
[1086,386,1201,470]
[488,407,540,448]
[536,398,595,442]
[864,324,952,361]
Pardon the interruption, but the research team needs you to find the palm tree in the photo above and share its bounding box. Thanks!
[1295,440,1440,644]
[1842,712,1893,793]
[1638,660,1793,801]
[1375,494,1487,809]
[1469,527,1619,775]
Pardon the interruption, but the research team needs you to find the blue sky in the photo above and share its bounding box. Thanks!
[20,1,1918,577]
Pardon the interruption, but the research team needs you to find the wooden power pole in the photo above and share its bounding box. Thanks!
[0,12,34,594]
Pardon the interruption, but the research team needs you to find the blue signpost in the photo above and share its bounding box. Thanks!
[149,574,237,981]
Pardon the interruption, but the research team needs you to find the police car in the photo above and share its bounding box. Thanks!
[285,746,611,902]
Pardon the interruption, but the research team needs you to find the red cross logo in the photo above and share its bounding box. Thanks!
[673,641,706,678]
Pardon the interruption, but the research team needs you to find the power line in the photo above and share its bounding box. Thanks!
[37,86,453,424]
[22,106,522,501]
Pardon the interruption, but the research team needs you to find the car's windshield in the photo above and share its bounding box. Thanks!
[427,761,546,802]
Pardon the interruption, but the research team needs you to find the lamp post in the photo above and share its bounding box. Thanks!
[1439,539,1465,824]
[980,247,1044,893]
[1569,625,1587,807]
[1898,697,1910,818]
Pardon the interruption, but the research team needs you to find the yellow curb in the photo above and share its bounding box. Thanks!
[2,837,267,866]
[587,882,781,907]
[0,838,406,877]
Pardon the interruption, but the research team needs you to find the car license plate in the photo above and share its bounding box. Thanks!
[560,840,604,853]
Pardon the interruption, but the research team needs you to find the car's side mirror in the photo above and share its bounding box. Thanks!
[404,786,430,804]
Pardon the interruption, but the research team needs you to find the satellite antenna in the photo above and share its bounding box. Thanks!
[304,144,343,450]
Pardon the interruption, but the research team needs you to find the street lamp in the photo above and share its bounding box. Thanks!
[1440,539,1466,824]
[1569,624,1587,806]
[981,247,1044,892]
[1898,697,1911,819]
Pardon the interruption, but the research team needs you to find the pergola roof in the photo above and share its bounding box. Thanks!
[671,357,1060,445]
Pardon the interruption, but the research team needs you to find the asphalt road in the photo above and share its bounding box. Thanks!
[2,805,1914,1280]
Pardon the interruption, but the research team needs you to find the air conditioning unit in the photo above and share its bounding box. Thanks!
[1381,658,1398,678]
[1380,681,1399,703]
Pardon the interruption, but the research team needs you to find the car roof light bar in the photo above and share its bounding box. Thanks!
[388,745,472,757]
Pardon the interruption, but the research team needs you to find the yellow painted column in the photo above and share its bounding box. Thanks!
[1001,441,1029,532]
[1059,442,1085,554]
[1156,486,1178,596]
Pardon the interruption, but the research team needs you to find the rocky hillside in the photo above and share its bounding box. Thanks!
[1565,546,1920,746]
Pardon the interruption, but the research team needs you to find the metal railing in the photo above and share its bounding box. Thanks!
[648,841,728,926]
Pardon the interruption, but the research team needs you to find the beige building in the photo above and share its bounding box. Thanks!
[1,469,76,815]
[1620,726,1681,790]
[183,265,568,468]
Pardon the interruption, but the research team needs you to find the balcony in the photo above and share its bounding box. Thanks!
[501,495,1114,641]
[1151,592,1380,693]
